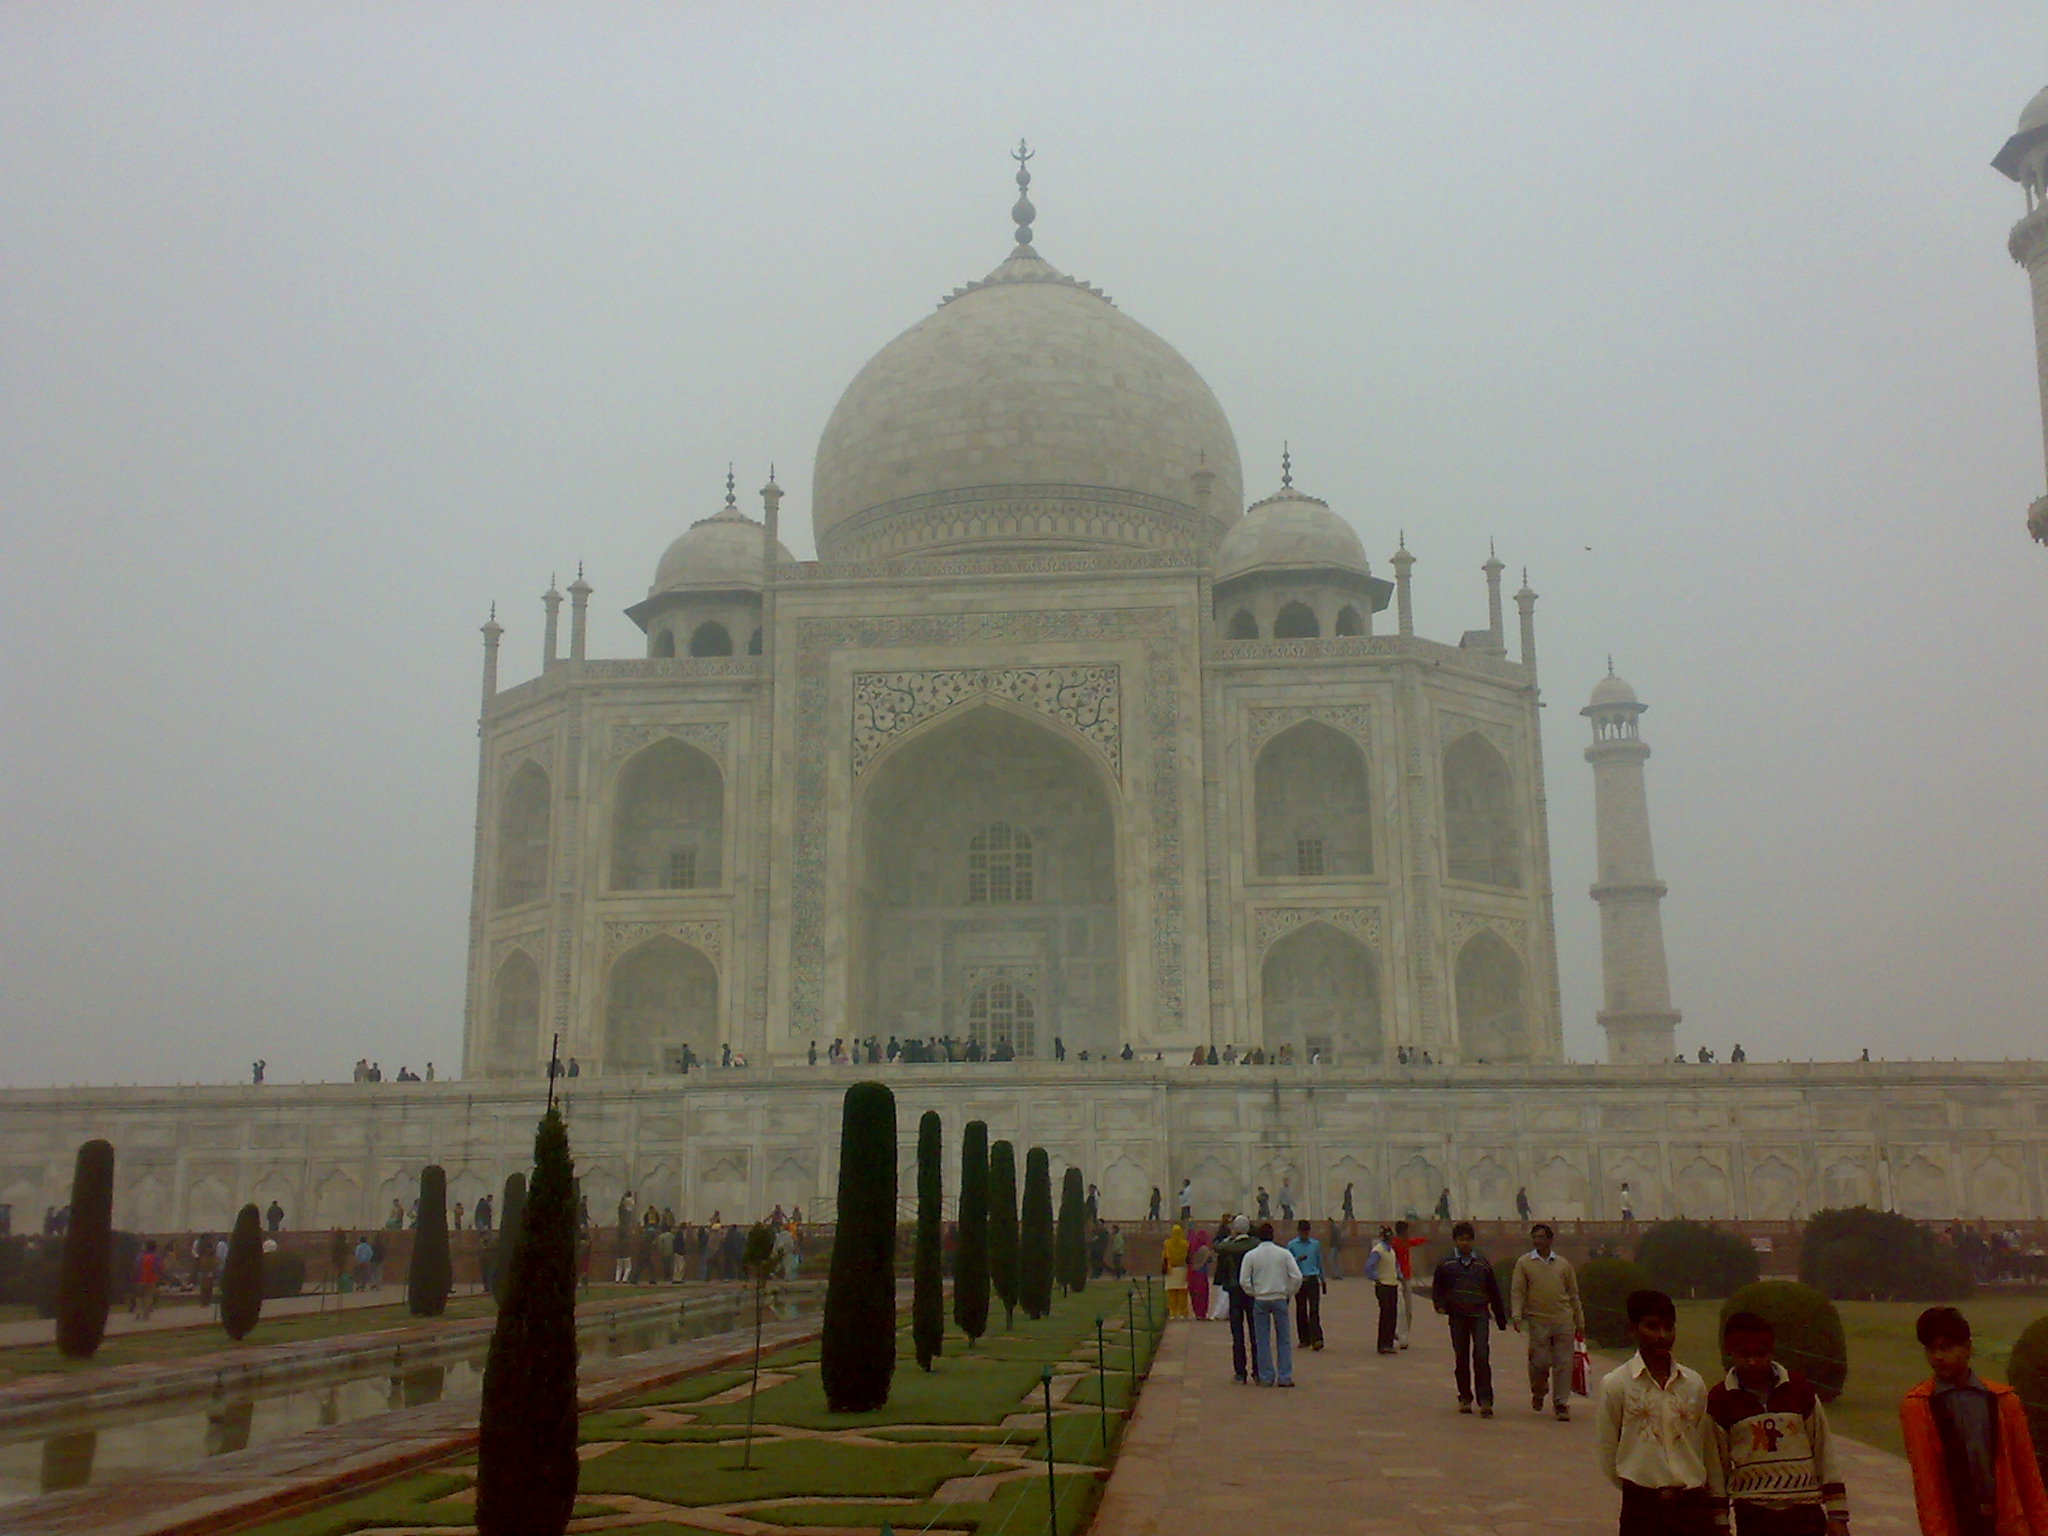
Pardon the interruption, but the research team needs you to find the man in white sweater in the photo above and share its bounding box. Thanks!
[1238,1221,1305,1387]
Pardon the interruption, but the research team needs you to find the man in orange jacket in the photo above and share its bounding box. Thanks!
[1900,1305,2048,1536]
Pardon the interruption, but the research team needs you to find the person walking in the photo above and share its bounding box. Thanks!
[1708,1310,1849,1536]
[1148,1186,1162,1221]
[1430,1220,1508,1416]
[1255,1186,1272,1220]
[132,1240,162,1320]
[1391,1218,1427,1349]
[1286,1219,1324,1350]
[1595,1288,1721,1535]
[1278,1181,1296,1221]
[1900,1305,2048,1536]
[1162,1223,1191,1318]
[1516,1186,1532,1222]
[1238,1222,1303,1387]
[1619,1181,1635,1223]
[1212,1215,1259,1383]
[1186,1222,1213,1321]
[1341,1182,1355,1221]
[1177,1179,1193,1222]
[1434,1187,1452,1221]
[1366,1225,1402,1354]
[1510,1222,1584,1420]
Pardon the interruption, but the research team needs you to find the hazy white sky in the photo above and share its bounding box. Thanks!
[4,3,2046,1086]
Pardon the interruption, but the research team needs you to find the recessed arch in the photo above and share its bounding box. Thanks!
[689,621,732,657]
[490,949,542,1074]
[609,737,724,890]
[1261,920,1381,1063]
[747,627,763,655]
[1454,928,1529,1063]
[1443,732,1520,887]
[1254,720,1371,876]
[854,703,1117,1055]
[1273,600,1320,639]
[651,628,677,659]
[1226,608,1259,640]
[1334,604,1363,636]
[493,761,551,907]
[603,936,718,1073]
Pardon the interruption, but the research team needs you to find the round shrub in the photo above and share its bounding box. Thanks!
[1800,1206,1971,1302]
[1719,1280,1847,1401]
[2007,1314,2048,1492]
[1579,1257,1654,1350]
[260,1251,307,1299]
[1635,1219,1761,1299]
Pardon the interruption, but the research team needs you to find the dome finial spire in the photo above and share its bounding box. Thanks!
[1607,653,1615,677]
[725,463,737,508]
[1281,441,1293,489]
[1011,139,1037,252]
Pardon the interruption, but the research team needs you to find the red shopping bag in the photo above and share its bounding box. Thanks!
[1571,1333,1591,1397]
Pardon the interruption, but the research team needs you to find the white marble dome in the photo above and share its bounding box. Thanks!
[1589,672,1639,708]
[651,503,794,594]
[1213,486,1368,583]
[810,250,1243,561]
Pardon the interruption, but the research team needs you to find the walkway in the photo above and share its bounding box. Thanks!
[1093,1279,1920,1535]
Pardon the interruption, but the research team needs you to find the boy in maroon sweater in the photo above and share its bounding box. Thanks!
[1706,1312,1848,1536]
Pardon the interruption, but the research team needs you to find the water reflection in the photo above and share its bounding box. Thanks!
[38,1431,95,1494]
[204,1400,254,1458]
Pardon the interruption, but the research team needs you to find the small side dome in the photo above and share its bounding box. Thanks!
[2020,85,2048,134]
[1588,672,1639,708]
[1213,486,1368,583]
[651,503,795,595]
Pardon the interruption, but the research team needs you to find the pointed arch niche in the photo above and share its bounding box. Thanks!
[854,704,1118,1054]
[603,936,718,1073]
[610,738,724,890]
[1260,920,1382,1063]
[1254,720,1371,877]
[490,950,542,1074]
[1454,928,1529,1063]
[1443,732,1520,887]
[493,762,551,908]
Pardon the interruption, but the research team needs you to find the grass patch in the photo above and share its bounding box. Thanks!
[580,1437,977,1503]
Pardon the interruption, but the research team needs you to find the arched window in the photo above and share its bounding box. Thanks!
[1273,601,1320,639]
[651,629,676,658]
[603,936,718,1074]
[966,820,1033,903]
[1334,605,1363,636]
[493,762,551,907]
[968,979,1036,1059]
[1254,721,1371,876]
[689,621,732,657]
[1443,732,1520,887]
[490,950,541,1073]
[610,738,724,890]
[1455,928,1529,1062]
[1227,609,1260,640]
[747,627,763,655]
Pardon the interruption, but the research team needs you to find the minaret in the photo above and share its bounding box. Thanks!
[1482,541,1506,652]
[567,565,591,662]
[1391,532,1415,637]
[1993,87,2048,544]
[1514,568,1538,673]
[480,604,503,702]
[541,577,562,670]
[1582,665,1681,1063]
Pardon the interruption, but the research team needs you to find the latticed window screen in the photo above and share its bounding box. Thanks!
[967,980,1036,1059]
[1295,837,1326,877]
[966,821,1034,903]
[665,848,698,890]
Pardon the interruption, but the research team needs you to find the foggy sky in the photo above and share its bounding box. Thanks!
[4,4,2045,1087]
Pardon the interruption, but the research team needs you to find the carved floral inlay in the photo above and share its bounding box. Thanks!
[1447,908,1528,957]
[1246,704,1370,759]
[1254,906,1383,956]
[851,666,1120,780]
[610,721,731,762]
[603,919,726,968]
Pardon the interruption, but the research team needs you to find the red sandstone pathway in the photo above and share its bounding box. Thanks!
[1092,1280,1920,1536]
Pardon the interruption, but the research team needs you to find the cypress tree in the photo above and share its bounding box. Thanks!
[1056,1166,1088,1295]
[407,1165,453,1317]
[1019,1146,1054,1320]
[821,1082,898,1412]
[489,1172,526,1307]
[220,1203,265,1341]
[953,1121,990,1344]
[477,1108,580,1536]
[912,1110,944,1371]
[54,1139,115,1359]
[988,1139,1019,1330]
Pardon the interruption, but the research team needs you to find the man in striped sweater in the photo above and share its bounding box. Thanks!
[1706,1311,1849,1536]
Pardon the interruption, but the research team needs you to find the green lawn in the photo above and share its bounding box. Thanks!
[1653,1295,2047,1459]
[0,1283,675,1383]
[247,1281,1162,1536]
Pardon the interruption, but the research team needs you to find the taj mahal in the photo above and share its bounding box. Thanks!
[6,142,2047,1233]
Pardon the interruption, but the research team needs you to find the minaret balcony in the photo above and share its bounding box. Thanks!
[1589,879,1668,902]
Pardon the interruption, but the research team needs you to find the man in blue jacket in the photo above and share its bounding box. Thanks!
[1431,1220,1510,1417]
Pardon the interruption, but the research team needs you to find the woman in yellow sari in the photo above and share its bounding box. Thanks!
[1161,1223,1191,1318]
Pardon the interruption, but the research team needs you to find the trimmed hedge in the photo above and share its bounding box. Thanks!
[1718,1281,1846,1401]
[220,1203,265,1341]
[1579,1256,1655,1349]
[55,1140,115,1359]
[1019,1147,1054,1320]
[821,1082,898,1412]
[912,1110,944,1372]
[954,1121,990,1344]
[2007,1314,2048,1492]
[408,1165,453,1317]
[489,1172,526,1307]
[1055,1166,1087,1295]
[1634,1219,1761,1300]
[1800,1206,1972,1303]
[988,1139,1019,1329]
[261,1251,307,1299]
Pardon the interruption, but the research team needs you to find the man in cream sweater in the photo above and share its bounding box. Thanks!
[1510,1222,1584,1420]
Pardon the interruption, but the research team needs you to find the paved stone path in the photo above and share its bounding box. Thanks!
[1093,1280,1921,1536]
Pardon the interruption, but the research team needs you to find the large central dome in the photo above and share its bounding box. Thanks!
[811,246,1243,562]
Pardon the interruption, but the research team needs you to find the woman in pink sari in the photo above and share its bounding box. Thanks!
[1185,1222,1213,1320]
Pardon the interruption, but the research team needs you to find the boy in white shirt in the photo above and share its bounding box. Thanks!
[1595,1288,1723,1535]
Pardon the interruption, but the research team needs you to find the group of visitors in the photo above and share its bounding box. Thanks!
[349,1060,435,1083]
[1160,1213,1338,1386]
[603,1193,805,1286]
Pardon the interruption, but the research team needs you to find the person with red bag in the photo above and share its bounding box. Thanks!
[1510,1222,1584,1420]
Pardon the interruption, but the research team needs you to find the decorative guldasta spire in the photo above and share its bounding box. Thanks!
[1280,441,1293,490]
[1011,139,1036,254]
